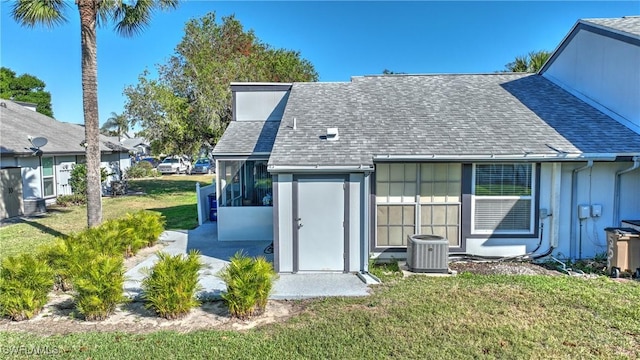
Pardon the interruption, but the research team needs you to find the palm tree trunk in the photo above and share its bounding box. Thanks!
[78,0,102,227]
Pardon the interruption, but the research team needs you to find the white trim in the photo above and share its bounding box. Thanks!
[40,156,56,199]
[268,165,374,173]
[373,153,623,161]
[470,163,536,235]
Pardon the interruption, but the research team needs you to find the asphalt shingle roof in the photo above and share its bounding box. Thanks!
[0,99,128,155]
[582,16,640,38]
[265,73,640,167]
[213,120,279,155]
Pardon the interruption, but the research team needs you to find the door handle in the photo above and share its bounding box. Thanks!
[296,218,303,229]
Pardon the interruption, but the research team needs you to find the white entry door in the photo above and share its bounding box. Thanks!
[296,177,345,272]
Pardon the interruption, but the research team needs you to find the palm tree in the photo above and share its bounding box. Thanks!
[10,0,179,227]
[504,50,551,73]
[101,111,129,138]
[528,50,551,73]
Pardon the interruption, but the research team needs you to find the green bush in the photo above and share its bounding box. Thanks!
[123,210,166,248]
[0,254,54,321]
[217,251,277,319]
[142,250,203,319]
[69,163,109,195]
[36,239,75,291]
[73,254,127,321]
[56,193,87,207]
[126,161,158,179]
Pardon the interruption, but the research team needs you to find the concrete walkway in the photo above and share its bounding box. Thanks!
[124,223,371,300]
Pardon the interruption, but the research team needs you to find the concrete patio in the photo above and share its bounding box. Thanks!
[124,222,373,300]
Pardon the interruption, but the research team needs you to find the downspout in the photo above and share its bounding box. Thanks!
[613,156,640,226]
[570,160,593,259]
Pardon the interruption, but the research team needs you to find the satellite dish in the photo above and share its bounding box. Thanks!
[31,137,48,148]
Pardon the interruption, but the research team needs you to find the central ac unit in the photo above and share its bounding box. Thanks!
[406,235,449,273]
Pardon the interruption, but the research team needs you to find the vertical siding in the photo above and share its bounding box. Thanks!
[235,91,290,121]
[277,174,294,272]
[543,30,640,132]
[349,173,363,272]
[620,169,640,222]
[17,156,42,199]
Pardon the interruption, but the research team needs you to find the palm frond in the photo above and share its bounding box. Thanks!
[113,0,178,37]
[11,0,68,28]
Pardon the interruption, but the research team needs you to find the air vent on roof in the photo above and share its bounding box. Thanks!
[326,128,339,141]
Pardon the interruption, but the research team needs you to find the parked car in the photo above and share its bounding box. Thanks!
[190,158,215,174]
[157,156,191,174]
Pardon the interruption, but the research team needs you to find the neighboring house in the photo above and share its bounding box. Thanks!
[121,137,151,157]
[212,16,640,273]
[0,99,131,219]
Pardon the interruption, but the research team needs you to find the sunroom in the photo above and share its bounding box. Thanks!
[215,157,274,241]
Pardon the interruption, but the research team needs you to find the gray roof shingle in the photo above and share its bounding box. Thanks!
[0,99,128,155]
[582,16,640,38]
[213,120,279,155]
[267,74,640,167]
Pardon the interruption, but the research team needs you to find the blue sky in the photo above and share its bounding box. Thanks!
[1,1,638,126]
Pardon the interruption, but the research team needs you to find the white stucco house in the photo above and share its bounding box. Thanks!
[211,16,640,273]
[0,99,131,219]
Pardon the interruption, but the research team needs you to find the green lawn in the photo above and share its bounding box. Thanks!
[0,175,213,261]
[1,274,639,359]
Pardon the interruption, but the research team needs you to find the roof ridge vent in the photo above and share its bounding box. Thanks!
[326,127,339,141]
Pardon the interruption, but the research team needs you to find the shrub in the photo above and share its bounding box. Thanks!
[56,193,87,207]
[123,211,166,248]
[126,161,157,179]
[36,239,75,291]
[142,250,203,319]
[217,251,277,319]
[73,254,127,321]
[0,254,54,321]
[69,163,109,195]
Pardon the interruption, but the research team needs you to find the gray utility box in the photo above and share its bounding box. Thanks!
[406,234,449,273]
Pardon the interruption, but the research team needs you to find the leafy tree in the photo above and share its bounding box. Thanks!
[100,111,129,137]
[504,50,551,73]
[10,0,179,228]
[124,13,318,155]
[0,67,54,117]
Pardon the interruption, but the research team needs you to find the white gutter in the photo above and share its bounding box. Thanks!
[212,152,271,157]
[267,165,375,173]
[570,160,593,259]
[372,153,619,162]
[613,156,640,226]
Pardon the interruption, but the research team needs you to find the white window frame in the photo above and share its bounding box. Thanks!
[471,163,535,235]
[41,156,56,198]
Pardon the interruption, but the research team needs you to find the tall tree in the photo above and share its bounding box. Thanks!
[0,67,54,117]
[504,50,551,73]
[124,13,318,155]
[100,111,129,137]
[10,0,178,228]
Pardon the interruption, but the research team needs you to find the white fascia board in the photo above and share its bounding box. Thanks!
[212,152,271,158]
[372,153,621,162]
[267,164,374,173]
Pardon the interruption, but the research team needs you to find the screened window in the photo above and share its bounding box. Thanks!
[472,164,534,234]
[219,160,272,207]
[375,163,461,248]
[41,157,55,197]
[377,205,415,247]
